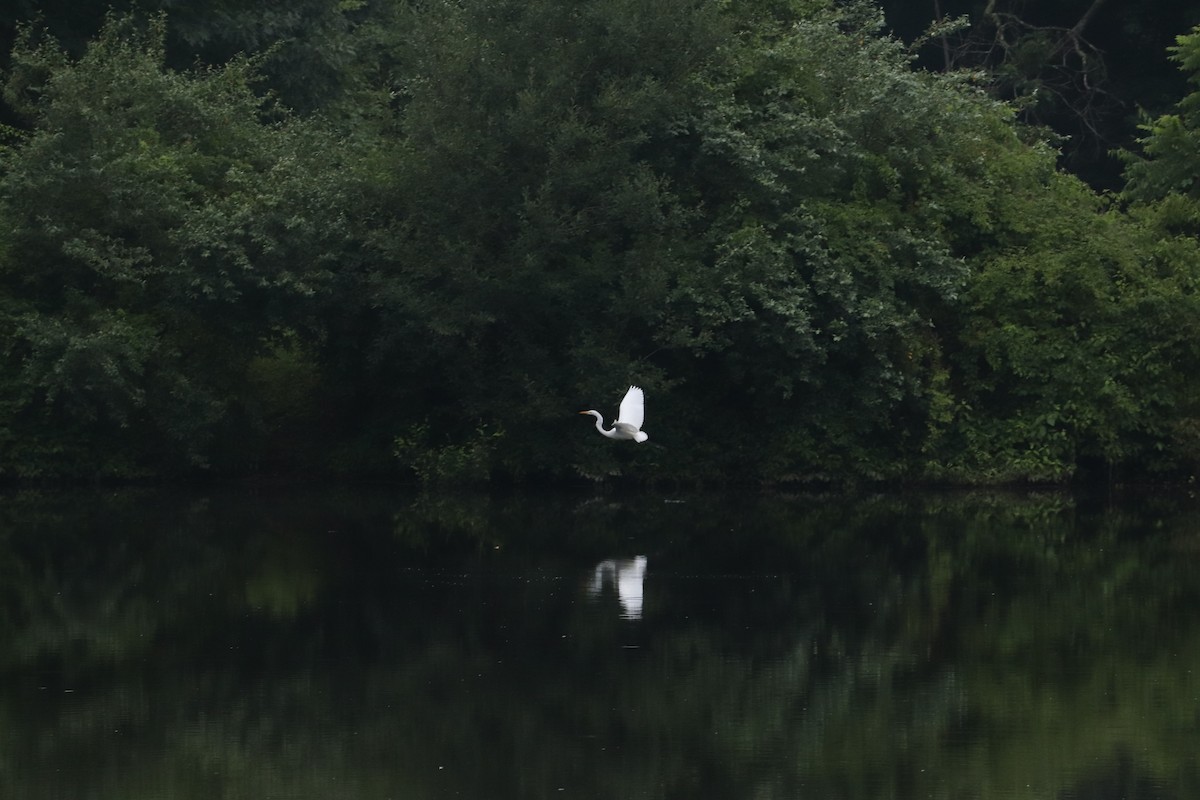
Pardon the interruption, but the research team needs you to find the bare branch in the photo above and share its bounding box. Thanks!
[938,0,1121,154]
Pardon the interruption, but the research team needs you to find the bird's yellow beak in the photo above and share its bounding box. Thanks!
[577,411,589,415]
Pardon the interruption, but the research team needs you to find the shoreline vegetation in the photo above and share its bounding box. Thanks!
[4,2,1200,488]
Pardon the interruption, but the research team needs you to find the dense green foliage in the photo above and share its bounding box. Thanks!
[0,16,352,476]
[2,1,1200,484]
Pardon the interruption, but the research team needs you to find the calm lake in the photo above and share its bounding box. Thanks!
[1,487,1198,799]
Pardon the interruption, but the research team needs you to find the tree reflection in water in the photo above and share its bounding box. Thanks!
[0,488,1197,799]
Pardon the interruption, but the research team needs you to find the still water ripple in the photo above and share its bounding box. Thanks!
[0,488,1197,799]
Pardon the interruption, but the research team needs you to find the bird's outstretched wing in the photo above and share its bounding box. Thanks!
[616,385,645,430]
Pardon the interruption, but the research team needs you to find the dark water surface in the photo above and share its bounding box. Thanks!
[1,487,1198,799]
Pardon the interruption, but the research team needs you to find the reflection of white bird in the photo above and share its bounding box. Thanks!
[589,556,648,619]
[579,385,649,443]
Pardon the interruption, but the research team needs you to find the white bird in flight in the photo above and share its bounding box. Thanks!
[579,385,649,443]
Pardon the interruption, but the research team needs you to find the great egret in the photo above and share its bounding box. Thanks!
[579,385,649,443]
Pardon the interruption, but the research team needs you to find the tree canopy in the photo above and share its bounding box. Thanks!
[2,0,1200,485]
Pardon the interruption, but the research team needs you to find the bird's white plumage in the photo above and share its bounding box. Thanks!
[579,385,649,443]
[616,385,645,431]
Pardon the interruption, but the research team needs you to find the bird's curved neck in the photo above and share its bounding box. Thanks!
[590,413,619,437]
